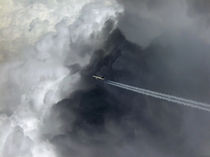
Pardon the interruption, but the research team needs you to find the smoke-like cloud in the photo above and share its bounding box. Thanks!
[0,0,93,55]
[0,0,122,157]
[46,1,210,157]
[49,28,210,157]
[1,0,210,157]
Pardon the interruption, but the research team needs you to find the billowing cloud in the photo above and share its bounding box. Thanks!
[49,27,210,157]
[1,0,210,157]
[46,1,210,157]
[0,0,98,59]
[0,0,122,157]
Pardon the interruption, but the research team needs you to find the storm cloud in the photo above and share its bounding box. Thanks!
[1,0,210,157]
[48,1,210,157]
[49,26,210,157]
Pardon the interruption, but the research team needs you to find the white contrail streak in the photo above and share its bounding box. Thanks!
[105,80,210,112]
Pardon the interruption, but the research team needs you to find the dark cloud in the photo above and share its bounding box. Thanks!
[39,1,210,157]
[42,26,210,157]
[187,0,210,27]
[187,0,210,15]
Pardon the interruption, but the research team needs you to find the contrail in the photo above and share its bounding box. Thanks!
[105,80,210,112]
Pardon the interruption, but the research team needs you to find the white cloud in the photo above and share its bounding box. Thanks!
[0,0,123,156]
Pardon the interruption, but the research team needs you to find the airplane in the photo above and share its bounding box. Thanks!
[92,75,105,80]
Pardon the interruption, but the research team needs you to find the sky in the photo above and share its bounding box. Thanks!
[0,0,210,157]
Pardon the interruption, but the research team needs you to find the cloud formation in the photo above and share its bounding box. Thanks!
[0,0,122,157]
[0,0,94,58]
[1,0,210,157]
[47,1,210,157]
